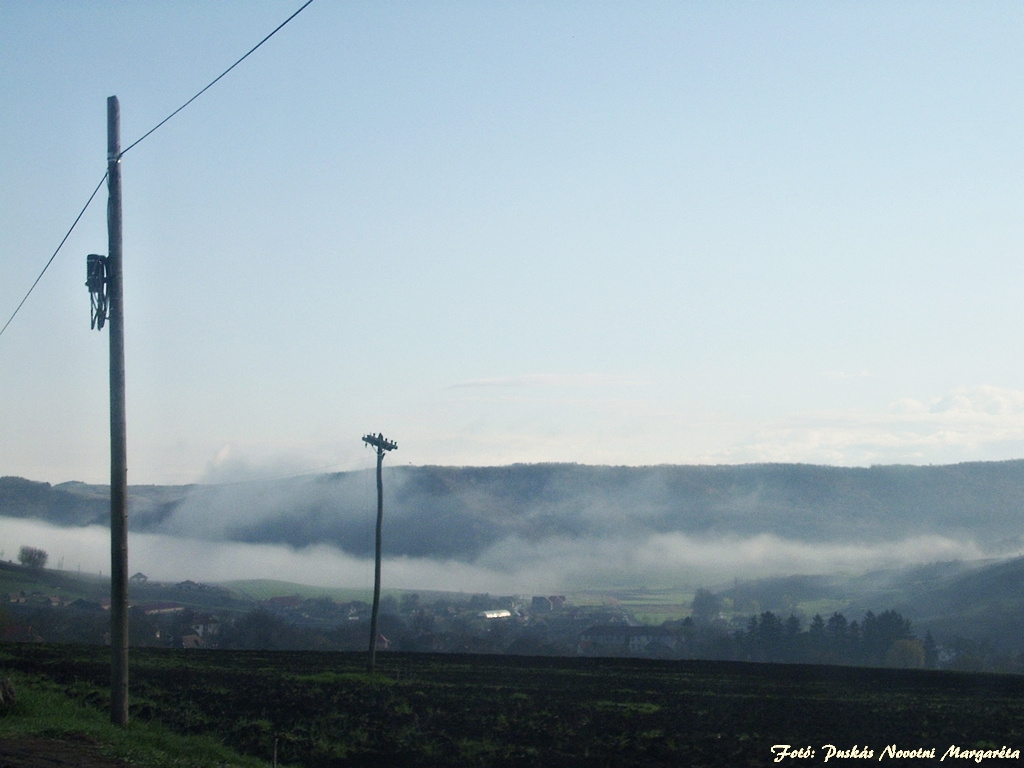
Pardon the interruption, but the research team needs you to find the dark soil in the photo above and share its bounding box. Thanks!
[0,736,128,768]
[4,643,1024,767]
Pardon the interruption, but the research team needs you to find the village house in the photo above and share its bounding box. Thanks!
[190,613,221,638]
[478,609,512,620]
[138,601,186,616]
[577,625,680,658]
[531,596,553,612]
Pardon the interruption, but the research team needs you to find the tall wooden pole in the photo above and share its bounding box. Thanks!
[107,95,129,727]
[362,432,396,672]
[370,446,384,666]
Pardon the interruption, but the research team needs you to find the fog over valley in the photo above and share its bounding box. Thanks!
[2,462,1020,593]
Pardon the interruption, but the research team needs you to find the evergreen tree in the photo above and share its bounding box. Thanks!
[783,614,803,662]
[824,612,849,664]
[756,611,784,662]
[923,631,939,668]
[807,614,827,663]
[862,610,914,666]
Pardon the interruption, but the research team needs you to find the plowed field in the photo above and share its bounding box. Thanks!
[3,644,1024,767]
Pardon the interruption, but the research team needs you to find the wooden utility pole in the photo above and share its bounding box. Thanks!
[362,432,397,672]
[107,95,129,727]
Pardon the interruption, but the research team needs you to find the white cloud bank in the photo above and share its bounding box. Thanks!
[1,515,1000,595]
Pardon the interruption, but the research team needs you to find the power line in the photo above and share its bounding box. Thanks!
[0,0,315,342]
[0,171,108,340]
[121,0,315,157]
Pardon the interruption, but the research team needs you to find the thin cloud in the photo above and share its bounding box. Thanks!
[717,385,1024,466]
[926,385,1024,416]
[447,374,646,390]
[821,369,872,379]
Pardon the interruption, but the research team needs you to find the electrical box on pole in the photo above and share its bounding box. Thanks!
[86,254,109,330]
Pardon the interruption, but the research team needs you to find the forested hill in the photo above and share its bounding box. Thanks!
[2,460,1024,559]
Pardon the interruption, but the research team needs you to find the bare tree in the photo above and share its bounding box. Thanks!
[18,546,48,570]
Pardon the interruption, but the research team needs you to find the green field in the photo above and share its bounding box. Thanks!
[222,579,378,604]
[3,642,1024,767]
[568,588,695,625]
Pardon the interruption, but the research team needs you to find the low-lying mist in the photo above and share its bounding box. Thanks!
[6,462,1023,593]
[0,516,993,595]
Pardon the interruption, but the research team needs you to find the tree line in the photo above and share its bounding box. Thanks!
[677,589,934,667]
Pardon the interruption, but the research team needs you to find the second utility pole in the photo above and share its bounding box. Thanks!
[362,432,397,673]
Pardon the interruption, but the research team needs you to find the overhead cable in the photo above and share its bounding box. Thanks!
[121,0,315,157]
[0,171,108,341]
[0,0,315,341]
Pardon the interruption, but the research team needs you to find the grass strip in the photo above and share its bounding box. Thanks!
[0,671,274,768]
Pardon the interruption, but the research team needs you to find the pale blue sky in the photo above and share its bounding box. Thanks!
[4,1,1024,485]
